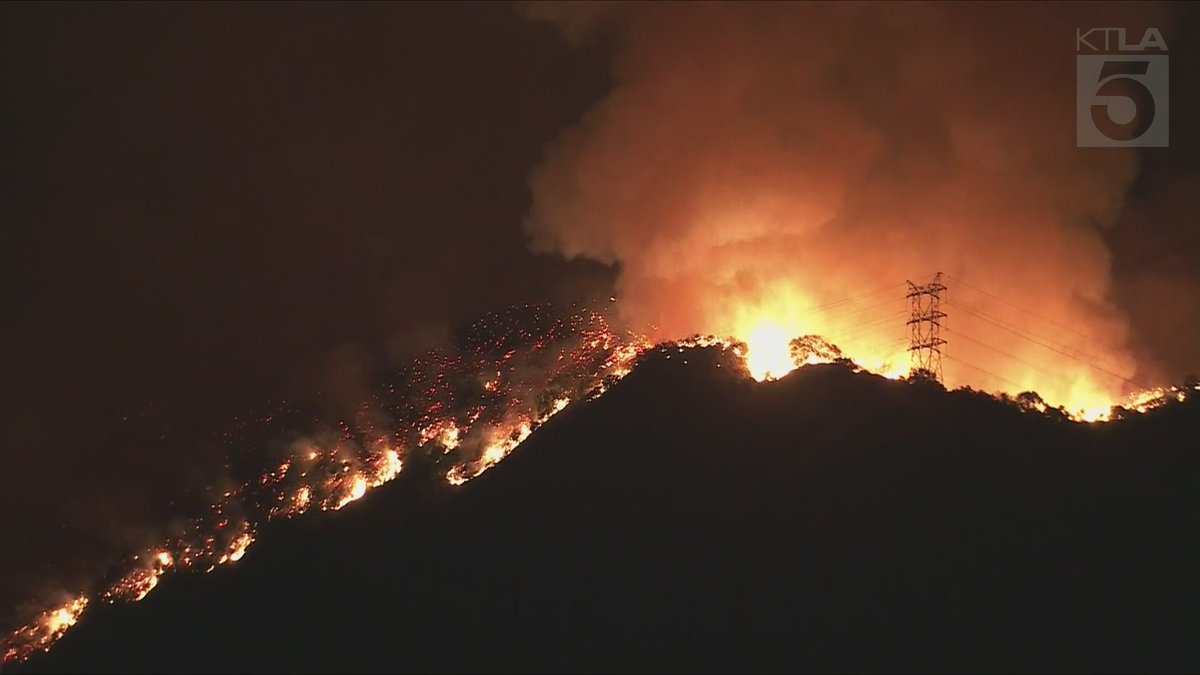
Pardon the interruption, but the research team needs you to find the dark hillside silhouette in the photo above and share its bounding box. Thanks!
[25,348,1200,673]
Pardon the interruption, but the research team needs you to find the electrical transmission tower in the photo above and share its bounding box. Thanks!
[906,272,947,382]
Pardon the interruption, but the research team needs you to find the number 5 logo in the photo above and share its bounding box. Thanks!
[1077,54,1169,147]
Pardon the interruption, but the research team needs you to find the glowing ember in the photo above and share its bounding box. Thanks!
[445,396,573,486]
[350,476,369,500]
[334,475,370,510]
[3,596,88,664]
[226,533,253,563]
[370,448,404,485]
[419,420,462,451]
[45,602,84,634]
[445,466,470,486]
[448,420,534,486]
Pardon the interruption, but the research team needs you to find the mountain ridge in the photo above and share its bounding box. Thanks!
[22,347,1200,672]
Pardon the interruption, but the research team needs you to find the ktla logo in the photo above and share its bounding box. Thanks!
[1076,27,1168,147]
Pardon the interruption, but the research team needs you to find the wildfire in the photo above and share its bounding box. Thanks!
[419,420,462,452]
[106,567,160,602]
[1072,385,1192,423]
[225,533,254,564]
[44,599,85,635]
[852,353,909,381]
[3,306,650,665]
[742,321,796,381]
[4,303,1188,665]
[3,596,88,664]
[335,476,370,510]
[372,448,404,484]
[445,396,571,486]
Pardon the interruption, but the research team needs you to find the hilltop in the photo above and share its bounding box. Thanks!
[23,347,1200,672]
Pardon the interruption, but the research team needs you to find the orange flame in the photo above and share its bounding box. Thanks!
[4,307,1188,665]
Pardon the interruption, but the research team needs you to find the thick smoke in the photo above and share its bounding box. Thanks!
[524,2,1181,412]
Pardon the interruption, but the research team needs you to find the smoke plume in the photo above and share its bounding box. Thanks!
[524,1,1182,413]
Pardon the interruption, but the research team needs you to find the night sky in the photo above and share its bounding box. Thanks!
[0,2,620,619]
[1,0,1198,652]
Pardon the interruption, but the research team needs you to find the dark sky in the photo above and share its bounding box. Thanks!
[1,0,1197,631]
[0,2,614,616]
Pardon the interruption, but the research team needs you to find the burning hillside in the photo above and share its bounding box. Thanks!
[3,300,1195,666]
[3,1,1196,671]
[16,343,1200,673]
[522,2,1193,417]
[2,304,643,665]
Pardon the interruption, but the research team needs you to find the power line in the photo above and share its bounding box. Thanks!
[944,327,1077,388]
[823,310,908,343]
[944,303,1146,389]
[754,287,906,345]
[785,283,907,321]
[823,316,906,343]
[853,335,910,357]
[943,273,1127,354]
[819,299,907,324]
[944,299,1114,367]
[804,282,907,310]
[782,275,1151,395]
[943,354,1028,391]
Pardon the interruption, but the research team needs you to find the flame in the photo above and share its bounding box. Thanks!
[1025,384,1193,423]
[334,476,370,510]
[44,601,84,634]
[135,574,158,601]
[1077,405,1114,423]
[446,396,573,486]
[723,294,1151,423]
[372,448,404,484]
[3,596,88,664]
[4,304,1188,664]
[741,320,797,381]
[853,352,909,381]
[419,420,461,451]
[226,533,254,564]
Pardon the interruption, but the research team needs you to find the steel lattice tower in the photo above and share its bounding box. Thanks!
[906,272,947,382]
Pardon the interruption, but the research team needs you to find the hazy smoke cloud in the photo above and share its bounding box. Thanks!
[524,1,1183,410]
